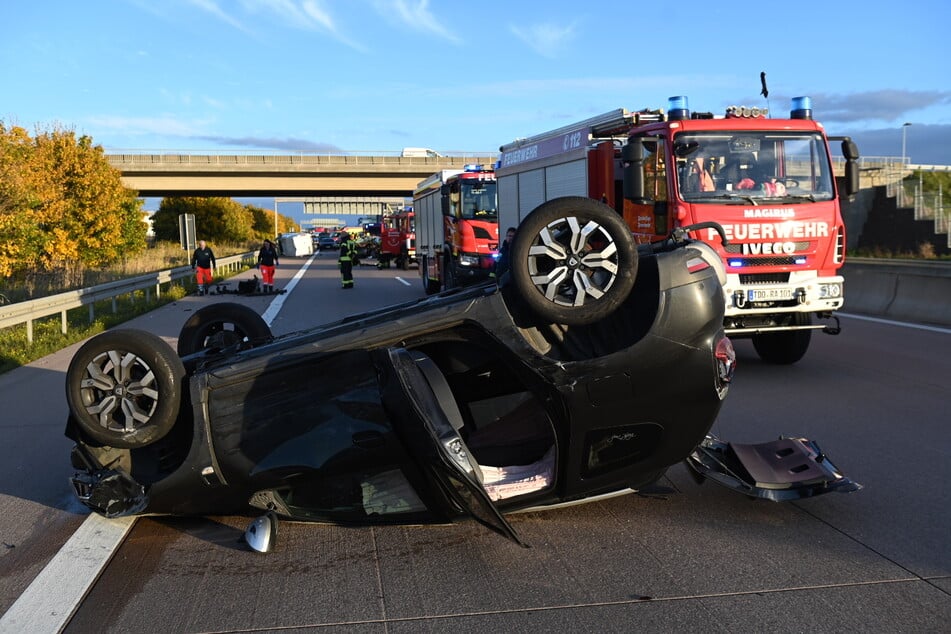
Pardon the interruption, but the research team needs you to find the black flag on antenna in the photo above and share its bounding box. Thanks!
[760,72,769,98]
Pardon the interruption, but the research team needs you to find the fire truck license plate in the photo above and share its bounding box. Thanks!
[748,289,795,301]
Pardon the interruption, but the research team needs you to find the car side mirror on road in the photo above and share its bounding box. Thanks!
[245,511,278,553]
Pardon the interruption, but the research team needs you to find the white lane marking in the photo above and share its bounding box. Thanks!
[261,253,316,326]
[839,312,951,334]
[394,276,412,286]
[2,257,317,632]
[0,515,135,633]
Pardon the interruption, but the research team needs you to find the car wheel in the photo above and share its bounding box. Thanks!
[510,197,638,325]
[177,302,272,356]
[752,314,812,364]
[66,329,185,449]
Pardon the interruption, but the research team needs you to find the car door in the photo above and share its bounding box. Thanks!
[381,347,525,546]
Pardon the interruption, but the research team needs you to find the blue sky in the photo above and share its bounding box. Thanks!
[2,1,949,194]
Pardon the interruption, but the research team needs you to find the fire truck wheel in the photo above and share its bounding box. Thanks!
[421,256,441,294]
[751,314,812,364]
[443,252,457,290]
[66,329,185,449]
[177,302,272,356]
[510,197,637,326]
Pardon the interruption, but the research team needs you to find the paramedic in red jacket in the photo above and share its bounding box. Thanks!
[257,239,280,293]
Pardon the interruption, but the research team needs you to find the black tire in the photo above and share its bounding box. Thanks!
[443,251,457,290]
[421,256,441,295]
[399,249,410,270]
[752,313,812,364]
[66,329,185,449]
[510,197,638,326]
[177,302,272,356]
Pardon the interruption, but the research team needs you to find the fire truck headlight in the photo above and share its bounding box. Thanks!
[819,282,842,299]
[459,254,480,267]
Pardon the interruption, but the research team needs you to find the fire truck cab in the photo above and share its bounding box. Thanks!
[377,207,416,270]
[415,165,500,294]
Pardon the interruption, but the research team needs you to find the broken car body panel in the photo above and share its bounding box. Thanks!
[686,436,862,501]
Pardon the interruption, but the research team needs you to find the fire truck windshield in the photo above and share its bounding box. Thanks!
[674,132,834,203]
[459,181,498,220]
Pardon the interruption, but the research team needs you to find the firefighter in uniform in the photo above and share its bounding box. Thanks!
[338,232,358,289]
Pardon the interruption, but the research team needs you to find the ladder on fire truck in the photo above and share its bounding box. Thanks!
[499,108,663,153]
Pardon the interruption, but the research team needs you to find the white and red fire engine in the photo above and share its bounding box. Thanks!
[376,207,416,270]
[415,165,500,294]
[496,96,860,363]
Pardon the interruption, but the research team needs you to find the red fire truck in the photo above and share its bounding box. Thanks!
[415,165,500,294]
[376,207,416,270]
[496,96,860,364]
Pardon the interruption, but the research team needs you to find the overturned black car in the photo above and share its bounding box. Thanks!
[64,198,858,548]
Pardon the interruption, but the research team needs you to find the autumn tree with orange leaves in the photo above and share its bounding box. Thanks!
[0,122,146,293]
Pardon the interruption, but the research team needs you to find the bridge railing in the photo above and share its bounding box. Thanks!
[106,152,500,167]
[0,252,254,343]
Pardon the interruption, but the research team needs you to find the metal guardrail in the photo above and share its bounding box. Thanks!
[843,258,951,328]
[845,257,951,276]
[0,252,255,342]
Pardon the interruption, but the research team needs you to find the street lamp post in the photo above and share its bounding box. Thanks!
[900,122,912,206]
[901,122,912,167]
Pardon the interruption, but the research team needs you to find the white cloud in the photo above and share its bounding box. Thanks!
[186,0,254,34]
[184,0,367,51]
[509,22,576,58]
[239,0,330,30]
[375,0,462,44]
[84,115,217,139]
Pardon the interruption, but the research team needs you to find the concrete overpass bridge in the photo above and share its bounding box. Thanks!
[106,152,500,198]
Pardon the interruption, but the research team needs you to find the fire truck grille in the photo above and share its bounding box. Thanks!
[739,273,791,284]
[731,257,799,268]
[724,241,811,253]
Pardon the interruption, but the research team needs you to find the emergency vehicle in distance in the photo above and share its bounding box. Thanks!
[496,96,860,364]
[376,206,416,270]
[414,165,500,294]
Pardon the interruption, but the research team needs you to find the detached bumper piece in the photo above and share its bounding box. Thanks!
[71,468,148,518]
[686,435,861,501]
[69,444,149,517]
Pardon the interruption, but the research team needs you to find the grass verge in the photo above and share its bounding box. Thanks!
[0,274,236,376]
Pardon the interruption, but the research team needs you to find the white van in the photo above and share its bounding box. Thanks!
[400,147,442,158]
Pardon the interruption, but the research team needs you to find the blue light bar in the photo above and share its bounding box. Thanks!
[464,164,484,172]
[668,96,690,120]
[728,259,744,268]
[791,96,813,120]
